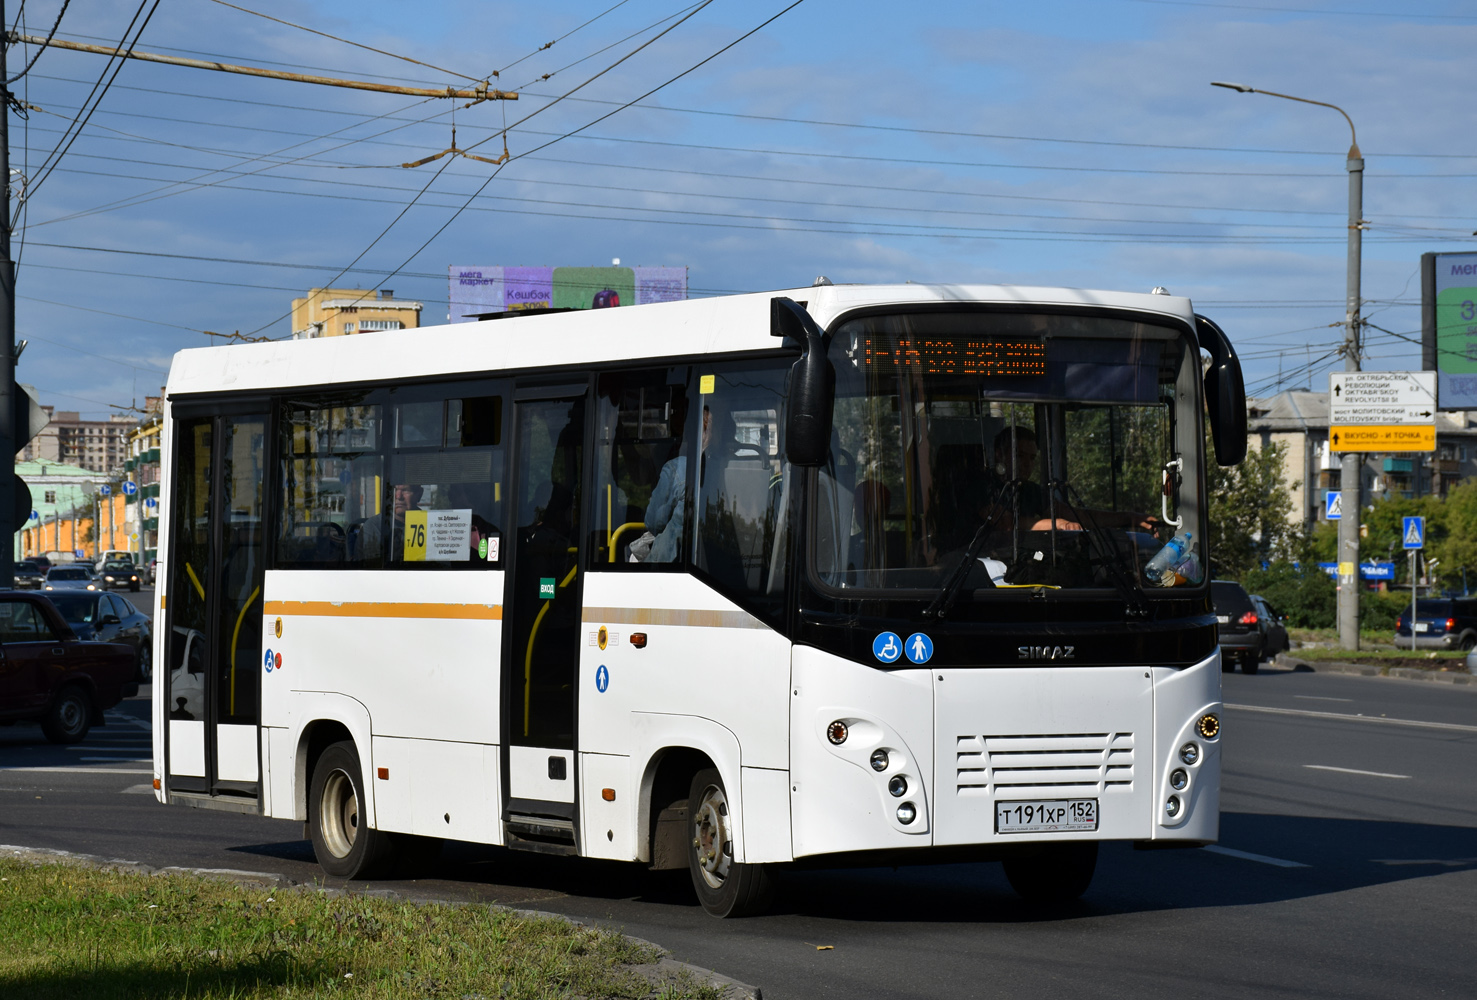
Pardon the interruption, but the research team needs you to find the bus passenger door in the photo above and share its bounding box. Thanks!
[502,387,587,849]
[165,408,268,805]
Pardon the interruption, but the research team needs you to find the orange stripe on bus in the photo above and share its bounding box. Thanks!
[262,600,502,620]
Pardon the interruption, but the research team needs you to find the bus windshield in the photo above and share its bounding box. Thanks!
[811,310,1206,597]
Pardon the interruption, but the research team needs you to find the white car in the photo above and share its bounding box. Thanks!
[43,566,99,592]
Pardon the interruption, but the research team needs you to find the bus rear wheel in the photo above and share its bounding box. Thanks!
[309,741,394,879]
[1002,841,1097,904]
[687,768,774,918]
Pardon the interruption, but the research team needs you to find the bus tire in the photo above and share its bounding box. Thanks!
[687,768,774,918]
[41,684,91,744]
[309,741,394,879]
[1002,841,1097,904]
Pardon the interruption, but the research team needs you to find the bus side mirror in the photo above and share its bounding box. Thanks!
[1196,314,1247,467]
[772,297,833,467]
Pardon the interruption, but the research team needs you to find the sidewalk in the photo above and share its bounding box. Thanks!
[1275,652,1476,686]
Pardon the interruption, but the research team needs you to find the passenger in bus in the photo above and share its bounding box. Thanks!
[643,399,706,563]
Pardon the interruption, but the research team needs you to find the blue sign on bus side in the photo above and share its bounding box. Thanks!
[904,633,934,664]
[872,632,902,663]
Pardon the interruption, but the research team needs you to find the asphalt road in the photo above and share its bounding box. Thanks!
[2,646,1474,999]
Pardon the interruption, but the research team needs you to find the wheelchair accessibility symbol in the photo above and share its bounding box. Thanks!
[595,664,609,692]
[872,632,902,663]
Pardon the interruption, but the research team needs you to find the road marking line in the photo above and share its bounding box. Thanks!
[1305,764,1411,779]
[1225,703,1477,733]
[1202,845,1309,868]
[0,767,152,774]
[1293,695,1354,703]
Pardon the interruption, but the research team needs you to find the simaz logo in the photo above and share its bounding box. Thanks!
[1018,645,1075,660]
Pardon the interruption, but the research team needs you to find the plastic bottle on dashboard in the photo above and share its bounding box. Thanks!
[1144,531,1193,584]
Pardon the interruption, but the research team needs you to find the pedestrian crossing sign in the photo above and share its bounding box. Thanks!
[1402,515,1424,550]
[1325,491,1341,520]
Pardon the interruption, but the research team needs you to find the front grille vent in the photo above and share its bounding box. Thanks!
[955,732,1134,795]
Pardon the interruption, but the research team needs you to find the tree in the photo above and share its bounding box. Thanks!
[1206,439,1295,579]
[1244,560,1335,628]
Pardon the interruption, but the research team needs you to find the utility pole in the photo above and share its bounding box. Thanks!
[0,0,16,589]
[1212,82,1363,650]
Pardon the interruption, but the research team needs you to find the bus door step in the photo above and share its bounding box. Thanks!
[505,814,577,855]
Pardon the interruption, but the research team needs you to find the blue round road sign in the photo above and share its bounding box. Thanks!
[122,481,138,496]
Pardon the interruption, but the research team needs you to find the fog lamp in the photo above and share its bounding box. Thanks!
[896,802,916,825]
[1179,742,1200,766]
[1196,714,1220,739]
[1170,768,1188,790]
[826,720,849,745]
[888,775,907,797]
[1165,796,1181,817]
[870,749,889,772]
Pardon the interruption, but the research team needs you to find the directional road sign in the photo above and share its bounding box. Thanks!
[1325,491,1342,520]
[1403,515,1425,550]
[121,481,138,496]
[1329,371,1437,425]
[1329,425,1435,452]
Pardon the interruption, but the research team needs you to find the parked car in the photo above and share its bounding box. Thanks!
[43,566,98,592]
[0,591,139,743]
[1250,594,1289,659]
[12,560,44,590]
[98,560,142,592]
[43,591,152,683]
[1212,579,1264,673]
[1394,598,1477,650]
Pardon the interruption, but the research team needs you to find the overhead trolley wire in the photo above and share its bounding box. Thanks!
[6,0,69,83]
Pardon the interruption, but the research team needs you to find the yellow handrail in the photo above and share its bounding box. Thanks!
[185,562,206,600]
[608,522,646,562]
[228,585,262,715]
[523,558,579,736]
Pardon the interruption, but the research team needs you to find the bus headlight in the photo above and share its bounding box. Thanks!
[1165,796,1181,817]
[1179,742,1200,766]
[897,802,916,824]
[888,775,907,797]
[1196,714,1220,739]
[826,720,849,745]
[870,749,889,772]
[1170,768,1188,790]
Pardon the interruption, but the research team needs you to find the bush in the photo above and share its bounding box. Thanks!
[1243,561,1336,629]
[1360,591,1407,633]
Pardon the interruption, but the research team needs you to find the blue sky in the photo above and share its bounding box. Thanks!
[8,0,1476,418]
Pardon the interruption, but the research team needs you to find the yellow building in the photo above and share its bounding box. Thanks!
[290,287,424,339]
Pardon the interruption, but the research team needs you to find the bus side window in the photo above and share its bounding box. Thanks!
[592,368,690,568]
[386,388,506,568]
[277,399,384,569]
[692,364,789,615]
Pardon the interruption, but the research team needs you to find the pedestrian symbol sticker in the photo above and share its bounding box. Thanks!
[904,633,934,664]
[595,664,609,692]
[264,648,274,673]
[1403,515,1424,549]
[872,632,902,663]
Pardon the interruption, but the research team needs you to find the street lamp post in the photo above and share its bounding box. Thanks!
[1212,82,1363,651]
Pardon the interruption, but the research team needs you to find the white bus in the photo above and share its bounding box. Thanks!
[152,283,1244,916]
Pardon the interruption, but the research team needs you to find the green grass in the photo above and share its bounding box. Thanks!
[1285,646,1469,669]
[0,859,727,999]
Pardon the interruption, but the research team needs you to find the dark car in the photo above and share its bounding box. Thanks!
[1212,579,1264,674]
[12,560,44,590]
[1250,594,1289,659]
[44,591,152,683]
[0,592,138,743]
[42,566,97,592]
[98,561,143,592]
[1394,598,1477,651]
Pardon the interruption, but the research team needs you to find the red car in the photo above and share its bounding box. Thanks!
[0,591,140,743]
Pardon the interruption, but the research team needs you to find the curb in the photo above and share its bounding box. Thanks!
[0,844,762,1000]
[1276,653,1476,686]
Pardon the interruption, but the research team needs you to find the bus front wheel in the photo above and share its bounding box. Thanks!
[687,768,774,918]
[309,741,394,879]
[1002,841,1097,904]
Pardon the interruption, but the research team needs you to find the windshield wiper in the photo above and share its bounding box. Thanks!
[1048,480,1148,618]
[924,480,1021,620]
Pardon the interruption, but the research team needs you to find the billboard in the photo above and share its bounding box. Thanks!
[1421,251,1477,409]
[449,265,687,322]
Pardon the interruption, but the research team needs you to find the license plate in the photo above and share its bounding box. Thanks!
[1216,615,1230,624]
[1414,622,1430,632]
[996,798,1098,834]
